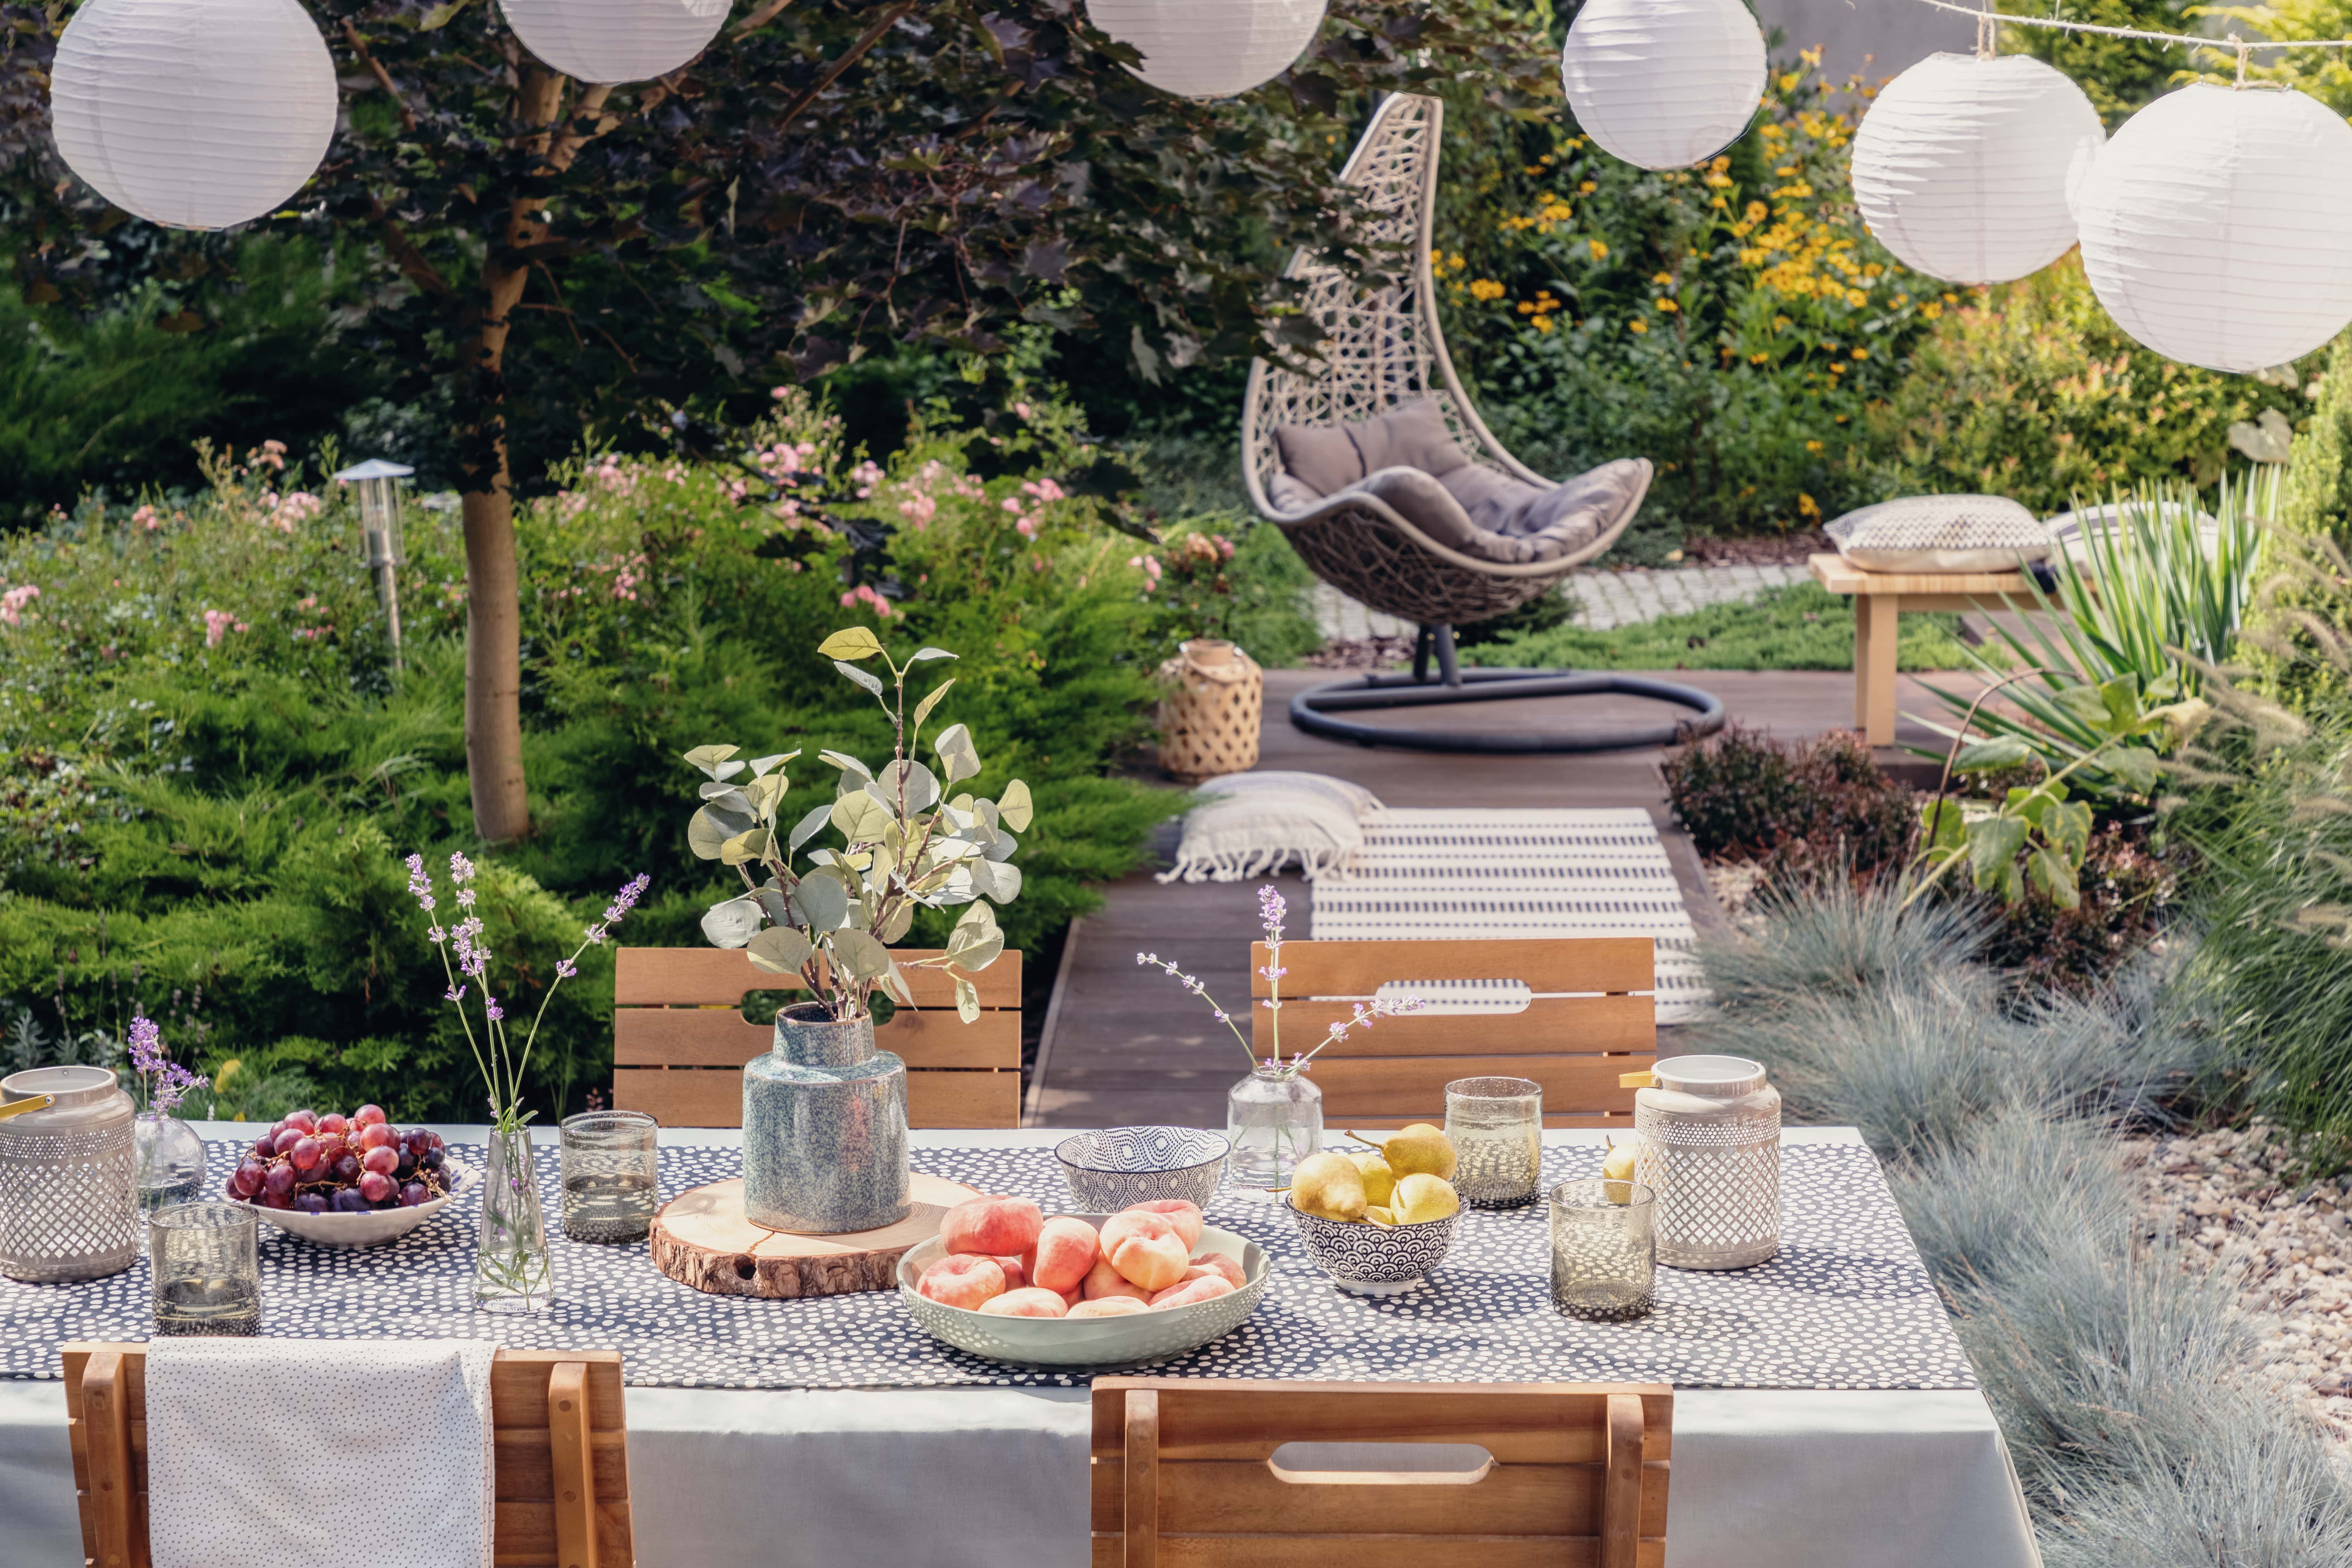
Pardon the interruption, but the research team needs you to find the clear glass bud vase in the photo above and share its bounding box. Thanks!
[134,1111,208,1217]
[1225,1066,1322,1188]
[474,1125,554,1313]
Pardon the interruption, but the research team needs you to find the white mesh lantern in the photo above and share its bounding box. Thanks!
[1084,0,1327,100]
[48,0,336,231]
[1626,1054,1780,1271]
[1850,52,2104,286]
[1560,0,1766,171]
[2075,83,2352,375]
[499,0,731,86]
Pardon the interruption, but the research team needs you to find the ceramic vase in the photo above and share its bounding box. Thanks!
[743,1003,910,1234]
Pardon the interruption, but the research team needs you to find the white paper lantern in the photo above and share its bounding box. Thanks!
[1850,53,2104,286]
[1084,0,1327,100]
[1560,0,1766,171]
[500,0,730,86]
[2076,83,2352,374]
[49,0,336,231]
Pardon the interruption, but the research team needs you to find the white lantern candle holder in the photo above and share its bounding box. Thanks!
[498,0,731,86]
[1560,0,1766,171]
[1084,0,1327,100]
[1850,51,2105,286]
[1627,1054,1780,1270]
[2075,81,2352,375]
[334,459,414,670]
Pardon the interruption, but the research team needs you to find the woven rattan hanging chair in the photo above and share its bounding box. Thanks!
[1244,92,1725,753]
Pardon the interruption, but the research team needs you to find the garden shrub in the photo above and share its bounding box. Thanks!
[1131,515,1320,670]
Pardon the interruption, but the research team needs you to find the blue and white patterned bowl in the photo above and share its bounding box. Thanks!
[1055,1127,1228,1212]
[1285,1195,1459,1296]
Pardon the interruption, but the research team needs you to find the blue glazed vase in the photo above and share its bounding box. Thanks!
[742,1002,910,1235]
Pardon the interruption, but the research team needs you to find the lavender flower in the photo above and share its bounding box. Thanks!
[404,852,437,914]
[126,1014,207,1115]
[583,871,651,945]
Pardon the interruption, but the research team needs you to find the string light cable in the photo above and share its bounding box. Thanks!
[1908,0,2352,82]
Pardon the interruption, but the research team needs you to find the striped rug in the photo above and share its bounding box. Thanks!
[1308,807,1710,1023]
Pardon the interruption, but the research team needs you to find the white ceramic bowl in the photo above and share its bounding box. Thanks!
[898,1214,1267,1367]
[233,1159,475,1248]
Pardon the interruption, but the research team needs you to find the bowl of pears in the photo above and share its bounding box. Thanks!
[1283,1124,1462,1295]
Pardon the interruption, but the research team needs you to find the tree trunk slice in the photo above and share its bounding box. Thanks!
[651,1174,981,1298]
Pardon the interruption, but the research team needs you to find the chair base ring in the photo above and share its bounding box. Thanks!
[1289,667,1727,754]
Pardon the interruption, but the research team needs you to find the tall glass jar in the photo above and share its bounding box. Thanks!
[1225,1066,1321,1187]
[473,1125,554,1313]
[135,1112,208,1217]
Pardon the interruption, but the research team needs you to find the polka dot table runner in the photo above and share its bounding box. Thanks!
[1,1139,1974,1391]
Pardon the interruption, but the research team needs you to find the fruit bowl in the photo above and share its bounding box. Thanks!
[1285,1196,1459,1296]
[898,1215,1268,1367]
[1054,1127,1228,1213]
[235,1159,475,1249]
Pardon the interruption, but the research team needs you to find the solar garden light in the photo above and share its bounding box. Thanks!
[333,458,414,669]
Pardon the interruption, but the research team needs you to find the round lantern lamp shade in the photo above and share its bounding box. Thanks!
[498,0,731,86]
[1084,0,1327,100]
[1850,52,2104,286]
[49,0,337,231]
[2077,83,2352,375]
[1561,0,1767,171]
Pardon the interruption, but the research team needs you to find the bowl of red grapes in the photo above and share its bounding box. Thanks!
[222,1105,473,1247]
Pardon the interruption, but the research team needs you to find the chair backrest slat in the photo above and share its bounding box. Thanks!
[612,946,1021,1128]
[1248,938,1656,1127]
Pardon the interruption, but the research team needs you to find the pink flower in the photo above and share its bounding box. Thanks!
[771,386,790,400]
[0,584,39,627]
[1014,401,1033,419]
[132,505,162,532]
[202,608,242,647]
[838,584,895,618]
[1022,477,1066,504]
[1015,518,1036,539]
[1002,497,1024,514]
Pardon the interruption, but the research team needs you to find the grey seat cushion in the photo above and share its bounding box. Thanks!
[1273,399,1472,494]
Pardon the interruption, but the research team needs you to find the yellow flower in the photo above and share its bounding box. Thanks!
[1799,493,1822,520]
[1850,346,1869,360]
[1921,302,1943,320]
[1711,195,1728,209]
[1942,293,1958,305]
[1655,299,1678,312]
[1749,352,1769,365]
[1651,271,1674,285]
[1468,279,1506,301]
[1744,201,1768,225]
[1846,288,1867,307]
[1779,72,1801,92]
[1533,315,1555,334]
[1518,301,1537,314]
[1578,180,1598,195]
[1627,317,1650,334]
[1774,165,1797,177]
[1588,239,1609,261]
[1805,440,1823,453]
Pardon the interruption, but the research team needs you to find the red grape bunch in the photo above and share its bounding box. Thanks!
[222,1105,455,1215]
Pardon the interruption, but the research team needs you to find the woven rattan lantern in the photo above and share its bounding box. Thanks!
[2075,82,2352,374]
[48,0,337,230]
[1850,52,2105,286]
[1084,0,1327,99]
[1157,640,1263,781]
[1560,0,1766,171]
[498,0,730,85]
[1625,1054,1780,1270]
[0,1067,139,1283]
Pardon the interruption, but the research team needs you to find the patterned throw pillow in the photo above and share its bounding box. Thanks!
[1825,494,2052,573]
[1155,771,1384,884]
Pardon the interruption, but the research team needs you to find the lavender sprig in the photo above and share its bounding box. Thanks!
[127,1014,207,1115]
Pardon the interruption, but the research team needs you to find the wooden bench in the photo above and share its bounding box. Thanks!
[1249,937,1656,1131]
[1092,1377,1672,1567]
[1808,552,2033,745]
[612,946,1021,1129]
[65,1343,635,1568]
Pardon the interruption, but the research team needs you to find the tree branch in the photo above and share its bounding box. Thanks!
[340,19,418,133]
[775,1,917,138]
[732,0,798,37]
[371,200,454,296]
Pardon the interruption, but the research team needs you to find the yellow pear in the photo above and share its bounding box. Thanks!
[1383,1123,1457,1182]
[1391,1172,1460,1224]
[1365,1205,1396,1227]
[1291,1151,1369,1222]
[1353,1153,1398,1208]
[1601,1141,1640,1205]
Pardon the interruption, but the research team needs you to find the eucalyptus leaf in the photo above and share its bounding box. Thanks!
[683,743,741,779]
[954,976,980,1025]
[982,860,1023,904]
[755,886,793,926]
[698,781,754,809]
[748,750,799,777]
[951,933,1005,972]
[790,872,850,932]
[884,964,916,1008]
[984,829,1019,863]
[688,803,757,860]
[699,896,764,949]
[868,759,941,813]
[997,779,1033,832]
[818,749,874,782]
[816,627,885,661]
[719,828,773,866]
[747,926,816,975]
[879,900,915,943]
[788,802,833,852]
[934,723,982,784]
[831,790,893,844]
[742,772,788,819]
[907,646,957,663]
[834,659,886,696]
[830,929,891,981]
[912,678,956,730]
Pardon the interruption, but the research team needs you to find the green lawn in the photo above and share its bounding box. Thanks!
[1461,583,1984,672]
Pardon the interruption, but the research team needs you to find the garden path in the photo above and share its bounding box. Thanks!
[1025,666,1980,1128]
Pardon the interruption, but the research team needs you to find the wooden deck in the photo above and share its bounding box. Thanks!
[1024,667,1977,1129]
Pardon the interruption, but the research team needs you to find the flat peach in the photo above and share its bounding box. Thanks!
[1032,1216,1101,1294]
[1099,1209,1180,1257]
[1083,1257,1151,1302]
[1126,1199,1204,1250]
[1061,1285,1084,1310]
[1066,1296,1149,1319]
[940,1196,1043,1257]
[1148,1275,1237,1310]
[1108,1228,1189,1293]
[995,1254,1028,1292]
[977,1286,1068,1318]
[917,1254,1007,1310]
[1186,1252,1245,1290]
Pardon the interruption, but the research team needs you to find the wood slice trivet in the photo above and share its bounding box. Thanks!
[651,1173,980,1299]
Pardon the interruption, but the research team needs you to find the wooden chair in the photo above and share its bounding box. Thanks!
[1092,1378,1671,1567]
[1250,937,1656,1130]
[63,1343,634,1567]
[611,946,1021,1129]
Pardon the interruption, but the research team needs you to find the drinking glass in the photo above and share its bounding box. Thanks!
[151,1202,260,1337]
[1549,1177,1656,1321]
[1444,1076,1543,1208]
[559,1110,660,1243]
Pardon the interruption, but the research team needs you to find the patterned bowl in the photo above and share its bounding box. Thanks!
[1285,1196,1459,1296]
[232,1160,475,1249]
[897,1215,1268,1367]
[1055,1127,1228,1213]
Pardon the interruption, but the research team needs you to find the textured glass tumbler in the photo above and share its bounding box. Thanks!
[1550,1178,1656,1322]
[560,1110,659,1244]
[151,1201,260,1337]
[1445,1076,1543,1208]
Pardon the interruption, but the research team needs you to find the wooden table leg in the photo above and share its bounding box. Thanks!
[1854,594,1900,746]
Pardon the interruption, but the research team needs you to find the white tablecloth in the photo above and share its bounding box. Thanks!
[0,1126,2040,1568]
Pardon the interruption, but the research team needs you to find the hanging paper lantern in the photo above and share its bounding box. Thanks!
[2075,83,2352,374]
[1084,0,1327,100]
[499,0,730,86]
[1560,0,1766,171]
[49,0,336,231]
[1849,53,2104,286]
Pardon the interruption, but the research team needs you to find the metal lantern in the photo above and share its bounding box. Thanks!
[0,1066,139,1283]
[1625,1054,1780,1270]
[335,458,413,668]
